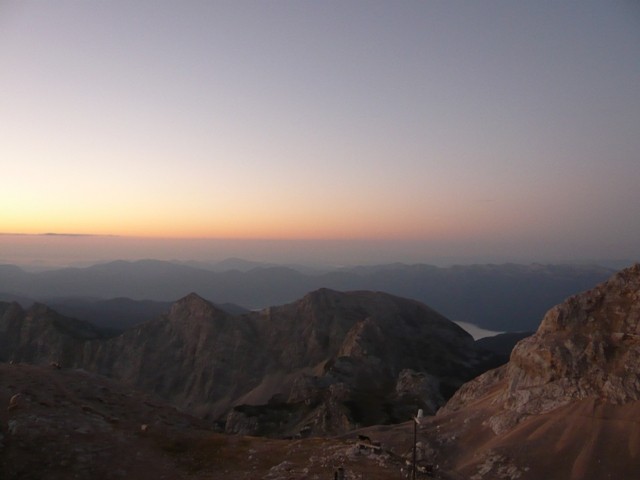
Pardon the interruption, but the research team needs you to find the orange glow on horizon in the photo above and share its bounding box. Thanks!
[3,183,522,242]
[4,208,455,241]
[1,217,493,243]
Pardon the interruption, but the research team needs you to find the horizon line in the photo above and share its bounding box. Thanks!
[0,232,121,238]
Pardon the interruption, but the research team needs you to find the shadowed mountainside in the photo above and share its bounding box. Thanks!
[0,363,421,480]
[0,294,249,335]
[0,289,499,437]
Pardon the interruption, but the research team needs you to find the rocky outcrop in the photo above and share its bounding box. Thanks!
[82,293,263,419]
[0,302,102,365]
[224,288,495,435]
[0,364,409,480]
[0,363,211,480]
[0,288,498,436]
[419,264,640,479]
[444,263,640,432]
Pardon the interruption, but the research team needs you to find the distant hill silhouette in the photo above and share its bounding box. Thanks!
[0,260,615,331]
[0,292,248,335]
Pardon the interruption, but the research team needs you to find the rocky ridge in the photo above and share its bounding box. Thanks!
[0,288,499,437]
[444,263,640,432]
[409,263,640,479]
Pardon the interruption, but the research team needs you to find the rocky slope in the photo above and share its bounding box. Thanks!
[0,363,417,480]
[224,289,497,436]
[0,289,498,437]
[410,263,640,479]
[0,301,102,365]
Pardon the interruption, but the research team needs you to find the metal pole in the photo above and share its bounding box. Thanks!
[412,419,417,480]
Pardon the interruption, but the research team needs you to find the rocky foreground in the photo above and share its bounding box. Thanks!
[0,363,437,480]
[408,263,640,479]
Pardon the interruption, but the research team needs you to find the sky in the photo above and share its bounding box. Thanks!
[1,1,639,267]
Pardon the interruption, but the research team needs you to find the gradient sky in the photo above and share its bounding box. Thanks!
[1,1,639,266]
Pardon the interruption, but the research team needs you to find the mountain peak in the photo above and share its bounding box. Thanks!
[414,271,640,479]
[169,292,226,320]
[505,263,640,404]
[180,292,209,303]
[301,287,343,303]
[443,263,640,432]
[537,262,640,336]
[26,302,56,317]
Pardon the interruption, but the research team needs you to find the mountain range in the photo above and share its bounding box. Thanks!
[2,264,640,479]
[0,288,501,436]
[0,260,614,331]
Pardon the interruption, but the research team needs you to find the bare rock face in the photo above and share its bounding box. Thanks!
[424,264,640,480]
[84,293,263,419]
[0,302,102,366]
[234,288,495,436]
[393,369,444,415]
[1,289,498,436]
[446,264,640,432]
[509,263,640,403]
[0,363,212,480]
[1,363,411,480]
